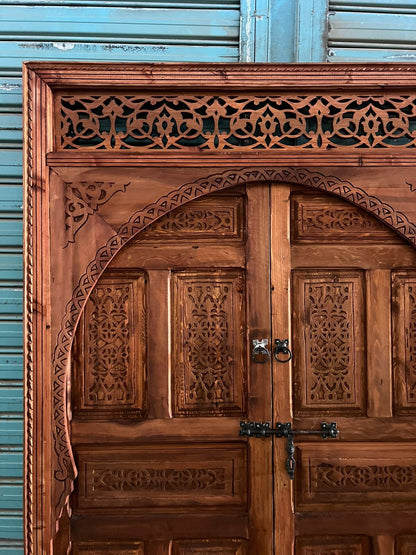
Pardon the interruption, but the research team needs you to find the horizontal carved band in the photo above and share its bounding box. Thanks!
[75,444,247,511]
[58,94,416,151]
[297,443,416,511]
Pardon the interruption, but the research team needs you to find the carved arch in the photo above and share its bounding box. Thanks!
[52,166,416,521]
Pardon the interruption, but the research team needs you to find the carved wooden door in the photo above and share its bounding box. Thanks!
[69,186,274,554]
[271,185,416,554]
[69,179,416,554]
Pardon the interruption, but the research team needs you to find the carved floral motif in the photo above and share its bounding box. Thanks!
[316,463,416,492]
[93,467,226,492]
[59,95,416,151]
[173,271,246,416]
[65,180,130,245]
[86,284,132,405]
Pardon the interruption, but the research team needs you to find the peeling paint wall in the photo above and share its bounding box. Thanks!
[328,1,416,61]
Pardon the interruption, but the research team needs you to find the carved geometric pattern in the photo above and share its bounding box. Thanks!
[73,271,146,420]
[291,194,396,243]
[139,194,245,242]
[295,536,370,555]
[392,272,416,414]
[292,271,365,414]
[58,95,416,150]
[64,180,130,246]
[52,167,416,519]
[396,536,416,555]
[172,270,246,416]
[172,539,247,555]
[297,444,416,511]
[76,444,247,510]
[93,467,226,492]
[316,463,416,492]
[73,543,144,555]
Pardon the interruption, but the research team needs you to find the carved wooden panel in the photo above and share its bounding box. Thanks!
[172,539,247,554]
[393,272,416,415]
[73,270,146,420]
[295,536,370,555]
[65,179,130,246]
[396,536,416,554]
[75,443,247,511]
[292,271,366,415]
[57,94,416,151]
[73,542,144,555]
[291,193,398,243]
[172,270,246,417]
[297,443,416,511]
[137,194,245,243]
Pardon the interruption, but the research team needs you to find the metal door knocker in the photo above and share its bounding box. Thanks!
[273,339,292,363]
[251,339,271,364]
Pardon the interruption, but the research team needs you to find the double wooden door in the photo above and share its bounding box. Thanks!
[69,182,416,554]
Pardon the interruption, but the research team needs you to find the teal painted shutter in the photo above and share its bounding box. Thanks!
[0,2,239,552]
[328,1,416,61]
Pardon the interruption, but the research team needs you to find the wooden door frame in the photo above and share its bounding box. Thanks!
[24,62,416,554]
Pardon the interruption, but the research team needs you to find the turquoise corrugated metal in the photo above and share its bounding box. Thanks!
[328,1,416,61]
[0,2,240,552]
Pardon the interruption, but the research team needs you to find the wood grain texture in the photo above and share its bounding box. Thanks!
[295,535,370,555]
[292,270,366,415]
[72,270,146,420]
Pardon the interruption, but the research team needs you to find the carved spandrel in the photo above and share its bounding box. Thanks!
[64,180,130,246]
[295,536,370,555]
[58,94,416,151]
[75,444,247,511]
[292,271,366,415]
[291,194,398,243]
[172,270,247,417]
[73,271,146,420]
[393,272,416,415]
[137,194,245,242]
[172,539,247,555]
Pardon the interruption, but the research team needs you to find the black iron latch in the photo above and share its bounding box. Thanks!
[239,421,339,479]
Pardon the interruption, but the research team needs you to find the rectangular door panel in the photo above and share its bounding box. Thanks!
[296,443,416,512]
[292,270,366,416]
[75,443,247,512]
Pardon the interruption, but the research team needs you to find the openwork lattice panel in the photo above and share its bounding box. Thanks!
[57,94,416,150]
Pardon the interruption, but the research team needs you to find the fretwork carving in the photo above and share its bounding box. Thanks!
[139,195,245,242]
[172,539,247,555]
[93,467,226,492]
[172,270,246,416]
[292,271,365,414]
[58,94,416,151]
[64,180,130,245]
[291,194,396,243]
[393,272,416,414]
[73,271,146,420]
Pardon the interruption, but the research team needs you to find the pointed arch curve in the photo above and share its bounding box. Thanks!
[51,165,416,522]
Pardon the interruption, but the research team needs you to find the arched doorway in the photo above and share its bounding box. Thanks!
[68,181,416,554]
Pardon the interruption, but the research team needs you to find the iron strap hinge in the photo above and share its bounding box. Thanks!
[239,421,339,480]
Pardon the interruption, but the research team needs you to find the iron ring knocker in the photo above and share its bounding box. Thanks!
[273,339,292,363]
[251,339,271,364]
